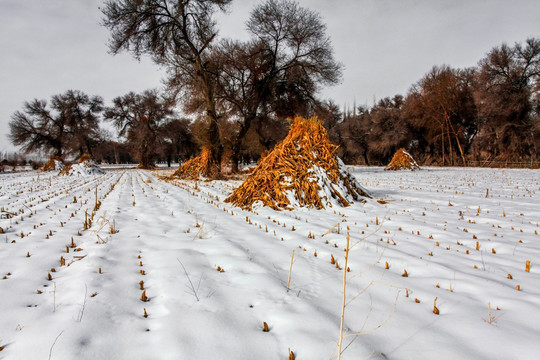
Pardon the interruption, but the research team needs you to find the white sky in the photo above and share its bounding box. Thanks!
[1,0,539,153]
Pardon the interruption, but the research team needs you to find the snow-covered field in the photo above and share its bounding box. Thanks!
[0,167,539,359]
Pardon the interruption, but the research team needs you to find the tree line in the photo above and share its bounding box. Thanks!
[9,88,195,167]
[9,0,540,170]
[332,38,540,167]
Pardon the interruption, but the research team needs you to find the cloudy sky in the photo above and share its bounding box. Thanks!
[1,0,539,154]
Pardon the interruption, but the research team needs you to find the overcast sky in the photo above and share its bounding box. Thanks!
[1,0,539,154]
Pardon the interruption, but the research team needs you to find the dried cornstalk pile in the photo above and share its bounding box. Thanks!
[172,147,217,180]
[41,156,66,172]
[78,153,93,163]
[225,116,371,210]
[59,153,104,176]
[137,162,156,170]
[385,148,420,171]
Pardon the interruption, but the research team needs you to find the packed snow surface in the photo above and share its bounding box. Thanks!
[0,167,539,359]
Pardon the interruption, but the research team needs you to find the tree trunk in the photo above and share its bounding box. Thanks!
[446,119,454,166]
[363,150,370,166]
[113,143,119,164]
[231,114,256,173]
[139,156,152,169]
[84,139,93,157]
[138,125,155,169]
[255,120,276,151]
[139,137,153,169]
[205,111,223,175]
[441,126,445,166]
[54,145,63,158]
[195,56,222,176]
[448,117,467,166]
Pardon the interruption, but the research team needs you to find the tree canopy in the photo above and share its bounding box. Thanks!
[104,89,174,169]
[9,90,103,158]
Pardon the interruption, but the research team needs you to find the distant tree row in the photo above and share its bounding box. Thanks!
[8,0,539,169]
[331,37,540,167]
[9,88,197,167]
[0,152,44,172]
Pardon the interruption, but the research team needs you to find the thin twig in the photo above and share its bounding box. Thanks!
[196,273,203,295]
[322,223,340,237]
[481,250,486,271]
[53,282,56,312]
[348,245,387,282]
[48,330,64,360]
[350,218,386,250]
[345,291,401,337]
[78,284,88,322]
[177,259,200,301]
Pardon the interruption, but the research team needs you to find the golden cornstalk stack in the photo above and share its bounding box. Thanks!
[77,153,93,163]
[385,148,420,171]
[225,116,371,210]
[58,153,98,175]
[172,147,217,180]
[58,165,71,176]
[41,156,66,172]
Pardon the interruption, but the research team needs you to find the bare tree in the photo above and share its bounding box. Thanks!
[101,0,231,174]
[92,137,133,164]
[104,90,174,169]
[158,118,196,167]
[246,0,343,99]
[337,106,371,165]
[53,90,104,156]
[404,65,476,165]
[212,39,272,172]
[247,0,343,118]
[474,37,540,162]
[210,0,342,171]
[10,99,66,157]
[366,95,411,164]
[9,90,103,158]
[315,99,342,131]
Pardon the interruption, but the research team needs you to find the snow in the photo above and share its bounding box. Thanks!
[1,167,539,359]
[278,157,371,210]
[52,160,66,172]
[60,159,104,176]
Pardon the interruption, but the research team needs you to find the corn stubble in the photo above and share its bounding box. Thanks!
[141,290,148,302]
[433,297,440,315]
[288,348,295,360]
